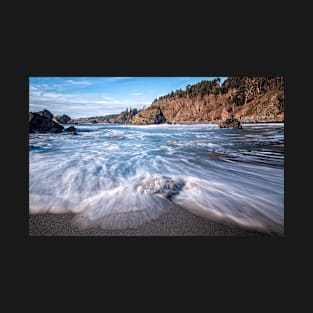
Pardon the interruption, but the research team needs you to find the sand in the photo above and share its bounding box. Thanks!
[29,206,273,236]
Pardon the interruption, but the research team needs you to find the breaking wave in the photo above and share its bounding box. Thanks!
[29,123,284,234]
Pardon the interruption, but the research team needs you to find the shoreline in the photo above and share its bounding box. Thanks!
[29,206,276,236]
[66,121,284,125]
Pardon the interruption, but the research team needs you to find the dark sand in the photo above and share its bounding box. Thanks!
[29,206,273,236]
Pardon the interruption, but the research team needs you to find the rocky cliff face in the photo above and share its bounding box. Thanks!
[132,107,166,125]
[133,79,284,124]
[234,90,284,122]
[115,108,139,123]
[149,92,230,123]
[47,77,284,126]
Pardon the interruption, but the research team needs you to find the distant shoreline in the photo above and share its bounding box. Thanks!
[65,120,284,125]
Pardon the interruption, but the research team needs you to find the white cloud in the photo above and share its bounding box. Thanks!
[64,80,92,86]
[29,87,148,118]
[131,92,143,96]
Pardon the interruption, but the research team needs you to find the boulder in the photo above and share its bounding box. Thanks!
[64,126,77,132]
[137,175,185,199]
[53,114,71,124]
[219,117,242,129]
[29,109,64,133]
[37,109,53,120]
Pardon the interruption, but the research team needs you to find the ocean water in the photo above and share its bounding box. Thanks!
[29,123,284,234]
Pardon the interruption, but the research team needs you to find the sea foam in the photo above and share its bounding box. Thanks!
[29,123,284,233]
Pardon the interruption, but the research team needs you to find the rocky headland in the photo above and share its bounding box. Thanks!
[29,109,77,134]
[132,77,284,126]
[29,77,284,129]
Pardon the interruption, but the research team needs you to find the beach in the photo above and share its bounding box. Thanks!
[29,206,274,236]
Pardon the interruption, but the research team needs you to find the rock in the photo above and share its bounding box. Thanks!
[64,126,77,132]
[67,131,78,135]
[29,109,64,133]
[53,114,71,124]
[219,117,242,129]
[49,124,64,133]
[137,175,185,199]
[37,109,53,120]
[132,107,166,125]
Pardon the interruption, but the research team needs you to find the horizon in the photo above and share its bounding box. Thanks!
[29,77,227,119]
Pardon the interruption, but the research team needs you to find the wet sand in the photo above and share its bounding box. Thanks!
[29,206,273,236]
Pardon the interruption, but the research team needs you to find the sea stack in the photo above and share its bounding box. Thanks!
[219,107,242,129]
[219,116,242,129]
[29,109,64,133]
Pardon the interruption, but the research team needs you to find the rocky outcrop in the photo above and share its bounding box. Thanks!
[137,77,284,124]
[219,117,242,129]
[64,126,76,132]
[146,90,284,124]
[219,108,242,128]
[149,93,227,123]
[53,114,71,124]
[64,126,78,135]
[45,77,284,126]
[132,107,166,125]
[138,175,185,199]
[29,109,64,133]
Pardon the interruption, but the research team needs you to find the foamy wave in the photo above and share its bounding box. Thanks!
[29,123,284,233]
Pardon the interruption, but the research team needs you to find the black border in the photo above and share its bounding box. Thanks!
[8,15,300,282]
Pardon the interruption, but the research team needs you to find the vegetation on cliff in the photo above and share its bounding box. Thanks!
[68,108,139,124]
[48,77,284,125]
[154,77,283,104]
[141,77,284,124]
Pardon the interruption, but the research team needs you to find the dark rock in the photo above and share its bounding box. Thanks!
[37,109,53,120]
[29,109,64,133]
[64,126,77,132]
[53,114,71,124]
[219,117,242,129]
[67,131,78,135]
[49,124,64,133]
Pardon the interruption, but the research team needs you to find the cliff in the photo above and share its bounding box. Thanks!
[131,107,165,124]
[61,77,284,126]
[132,77,284,124]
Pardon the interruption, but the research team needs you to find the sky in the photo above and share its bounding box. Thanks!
[29,77,227,118]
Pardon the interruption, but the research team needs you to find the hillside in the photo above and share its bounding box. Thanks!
[65,77,284,125]
[68,108,139,124]
[68,114,119,124]
[132,77,284,124]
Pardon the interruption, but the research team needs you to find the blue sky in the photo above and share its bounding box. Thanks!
[29,77,227,118]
